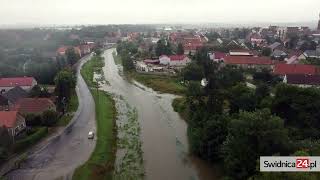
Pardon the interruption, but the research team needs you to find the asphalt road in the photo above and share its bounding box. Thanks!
[5,55,97,180]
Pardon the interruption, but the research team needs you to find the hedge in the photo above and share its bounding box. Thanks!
[13,127,48,152]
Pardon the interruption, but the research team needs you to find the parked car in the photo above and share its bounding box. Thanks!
[88,131,95,139]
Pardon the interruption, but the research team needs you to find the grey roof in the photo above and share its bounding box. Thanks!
[272,49,288,57]
[286,74,320,85]
[3,86,28,103]
[268,42,282,50]
[304,50,320,58]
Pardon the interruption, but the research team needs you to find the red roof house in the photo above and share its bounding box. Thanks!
[224,56,275,65]
[0,77,37,93]
[274,64,320,75]
[168,55,191,66]
[14,98,56,115]
[0,111,26,137]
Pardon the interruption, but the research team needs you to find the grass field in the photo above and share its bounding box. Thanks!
[128,72,186,95]
[73,90,116,180]
[80,56,104,87]
[73,55,116,180]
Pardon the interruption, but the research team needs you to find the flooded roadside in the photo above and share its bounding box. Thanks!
[101,48,219,180]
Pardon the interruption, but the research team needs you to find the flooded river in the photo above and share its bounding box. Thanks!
[101,49,219,180]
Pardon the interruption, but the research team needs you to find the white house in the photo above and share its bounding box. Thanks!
[169,55,191,66]
[0,77,37,93]
[159,55,171,65]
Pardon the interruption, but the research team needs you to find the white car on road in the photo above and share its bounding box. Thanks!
[88,131,95,139]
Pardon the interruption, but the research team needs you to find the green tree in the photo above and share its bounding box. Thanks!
[188,115,229,162]
[66,48,80,65]
[54,68,76,111]
[155,39,172,56]
[222,109,289,179]
[182,63,204,81]
[30,85,50,98]
[261,47,272,56]
[177,43,184,55]
[272,84,320,139]
[0,126,12,162]
[41,110,59,126]
[228,83,256,113]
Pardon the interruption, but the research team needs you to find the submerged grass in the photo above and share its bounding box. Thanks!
[113,98,144,180]
[127,71,186,95]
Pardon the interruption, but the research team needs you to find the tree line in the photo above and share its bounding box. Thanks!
[178,47,320,179]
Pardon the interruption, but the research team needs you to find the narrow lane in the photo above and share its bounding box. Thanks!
[6,55,96,180]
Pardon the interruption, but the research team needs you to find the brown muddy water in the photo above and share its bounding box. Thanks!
[101,49,220,180]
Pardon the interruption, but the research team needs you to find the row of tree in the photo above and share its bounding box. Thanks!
[181,47,320,179]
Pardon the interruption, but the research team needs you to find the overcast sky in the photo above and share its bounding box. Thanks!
[0,0,319,25]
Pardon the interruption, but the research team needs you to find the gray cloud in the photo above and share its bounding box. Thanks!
[0,0,319,25]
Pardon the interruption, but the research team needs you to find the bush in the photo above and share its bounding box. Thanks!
[25,114,42,126]
[41,110,59,126]
[13,127,48,152]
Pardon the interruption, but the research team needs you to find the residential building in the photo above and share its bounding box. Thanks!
[268,42,282,52]
[229,49,253,56]
[143,59,160,65]
[302,48,320,59]
[169,55,191,66]
[57,46,82,57]
[271,49,288,60]
[274,64,320,76]
[283,74,320,88]
[0,77,37,93]
[159,55,171,65]
[14,98,56,115]
[0,111,26,138]
[224,56,276,69]
[2,86,28,104]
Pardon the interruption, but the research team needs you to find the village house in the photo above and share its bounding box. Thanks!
[159,55,171,65]
[14,98,56,115]
[0,77,37,93]
[0,87,28,111]
[0,111,26,138]
[268,42,283,52]
[271,49,288,60]
[79,44,91,55]
[224,56,276,69]
[273,64,320,76]
[169,55,191,66]
[56,46,82,57]
[283,74,320,88]
[300,48,320,59]
[229,49,253,56]
[209,52,226,62]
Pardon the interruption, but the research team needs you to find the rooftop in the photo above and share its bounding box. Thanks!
[0,77,35,87]
[274,64,319,75]
[0,111,19,128]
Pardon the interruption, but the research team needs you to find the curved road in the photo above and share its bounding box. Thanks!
[6,55,96,180]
